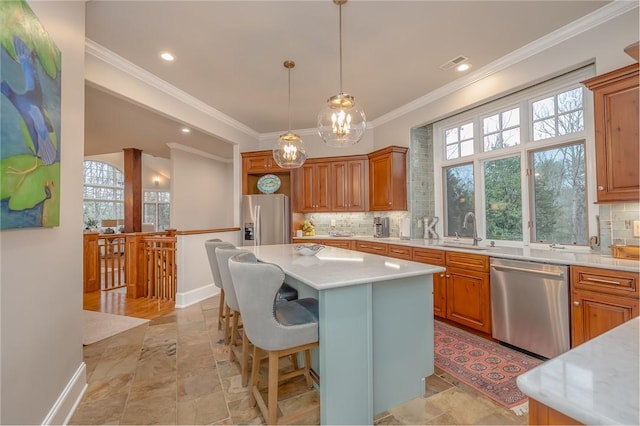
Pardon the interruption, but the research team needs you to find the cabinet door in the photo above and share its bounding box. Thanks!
[433,270,447,318]
[369,153,393,210]
[332,160,367,212]
[571,288,639,347]
[413,248,447,318]
[298,163,331,212]
[446,267,491,333]
[584,64,639,202]
[387,244,412,260]
[368,146,407,211]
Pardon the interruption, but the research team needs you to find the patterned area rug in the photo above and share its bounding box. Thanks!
[434,321,542,415]
[83,310,149,345]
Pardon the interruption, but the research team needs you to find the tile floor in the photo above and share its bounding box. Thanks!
[70,296,529,425]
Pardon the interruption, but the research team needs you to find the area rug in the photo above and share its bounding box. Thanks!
[434,320,542,415]
[83,310,149,345]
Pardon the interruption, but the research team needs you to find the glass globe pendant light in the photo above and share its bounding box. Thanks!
[317,0,366,148]
[273,60,307,168]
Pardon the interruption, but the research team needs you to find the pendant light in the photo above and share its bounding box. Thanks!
[317,0,366,148]
[273,60,307,168]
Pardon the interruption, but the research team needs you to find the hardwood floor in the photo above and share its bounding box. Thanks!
[83,287,175,320]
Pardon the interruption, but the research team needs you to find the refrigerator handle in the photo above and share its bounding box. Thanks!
[255,205,261,246]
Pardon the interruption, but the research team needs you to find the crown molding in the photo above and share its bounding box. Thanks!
[371,0,638,128]
[85,39,260,140]
[166,143,233,163]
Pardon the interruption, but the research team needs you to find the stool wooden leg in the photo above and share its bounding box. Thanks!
[223,305,232,344]
[231,310,240,346]
[217,289,225,330]
[304,349,312,388]
[268,351,280,425]
[250,345,261,407]
[241,329,250,387]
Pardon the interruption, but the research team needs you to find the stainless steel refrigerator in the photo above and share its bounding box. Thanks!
[241,194,290,246]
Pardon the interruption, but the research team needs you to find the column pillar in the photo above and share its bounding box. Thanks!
[123,148,142,232]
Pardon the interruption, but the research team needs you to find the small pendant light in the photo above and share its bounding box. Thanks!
[317,0,366,147]
[273,60,307,168]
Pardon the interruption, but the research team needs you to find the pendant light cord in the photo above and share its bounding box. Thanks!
[287,66,292,132]
[338,2,343,94]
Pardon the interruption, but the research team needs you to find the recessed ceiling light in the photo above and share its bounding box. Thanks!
[456,63,471,72]
[181,127,190,133]
[160,51,175,62]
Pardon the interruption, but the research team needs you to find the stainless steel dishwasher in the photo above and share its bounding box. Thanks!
[490,258,570,359]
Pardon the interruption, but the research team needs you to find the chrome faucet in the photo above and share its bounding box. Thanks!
[463,212,482,246]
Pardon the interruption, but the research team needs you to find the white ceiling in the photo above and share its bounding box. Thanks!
[84,0,612,159]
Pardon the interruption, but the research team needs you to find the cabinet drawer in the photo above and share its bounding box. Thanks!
[571,265,639,298]
[445,251,489,272]
[412,248,445,266]
[387,244,412,260]
[355,241,388,255]
[321,239,354,250]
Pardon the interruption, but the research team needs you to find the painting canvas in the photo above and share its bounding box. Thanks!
[0,0,62,229]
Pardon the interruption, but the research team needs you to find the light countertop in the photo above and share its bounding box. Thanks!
[294,236,640,272]
[516,317,640,425]
[243,244,445,290]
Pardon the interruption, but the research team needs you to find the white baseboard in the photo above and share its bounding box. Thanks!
[42,362,87,425]
[175,283,220,308]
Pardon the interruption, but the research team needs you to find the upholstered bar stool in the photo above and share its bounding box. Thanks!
[229,252,319,425]
[204,239,231,332]
[215,245,251,384]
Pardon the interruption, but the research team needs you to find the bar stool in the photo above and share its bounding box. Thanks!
[229,252,319,425]
[204,239,231,332]
[215,245,251,384]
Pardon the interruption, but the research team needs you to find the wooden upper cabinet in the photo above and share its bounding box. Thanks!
[243,150,283,174]
[241,150,291,195]
[296,161,331,212]
[583,63,639,202]
[331,157,368,212]
[368,146,408,211]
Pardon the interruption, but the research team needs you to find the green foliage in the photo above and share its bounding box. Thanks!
[484,156,522,241]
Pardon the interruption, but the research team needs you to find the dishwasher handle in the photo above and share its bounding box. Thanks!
[491,263,565,278]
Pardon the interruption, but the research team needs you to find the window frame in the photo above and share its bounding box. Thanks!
[83,160,124,228]
[433,66,597,248]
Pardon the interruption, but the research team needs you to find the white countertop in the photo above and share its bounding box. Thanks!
[295,236,640,273]
[516,317,639,425]
[243,244,445,290]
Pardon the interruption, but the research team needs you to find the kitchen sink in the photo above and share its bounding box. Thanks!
[439,242,489,251]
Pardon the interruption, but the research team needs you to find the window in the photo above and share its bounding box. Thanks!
[531,143,586,244]
[435,67,593,246]
[144,191,171,231]
[83,161,124,227]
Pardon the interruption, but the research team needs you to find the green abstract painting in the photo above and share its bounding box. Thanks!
[0,0,62,229]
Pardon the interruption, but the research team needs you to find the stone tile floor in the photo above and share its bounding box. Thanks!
[70,296,528,425]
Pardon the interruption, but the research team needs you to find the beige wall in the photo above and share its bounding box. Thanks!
[170,147,234,230]
[0,1,86,424]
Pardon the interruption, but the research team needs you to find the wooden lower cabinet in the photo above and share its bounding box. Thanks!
[446,266,491,333]
[570,265,640,347]
[413,248,447,318]
[528,399,582,425]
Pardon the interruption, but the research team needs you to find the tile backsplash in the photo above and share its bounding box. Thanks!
[302,212,411,238]
[598,202,640,254]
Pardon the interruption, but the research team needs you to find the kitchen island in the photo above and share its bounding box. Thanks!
[244,244,445,425]
[517,317,639,425]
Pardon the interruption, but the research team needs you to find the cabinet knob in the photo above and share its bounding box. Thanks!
[388,202,392,205]
[445,274,451,278]
[573,301,580,306]
[439,273,445,278]
[598,185,604,191]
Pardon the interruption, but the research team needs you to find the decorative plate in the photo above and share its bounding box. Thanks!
[257,174,281,194]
